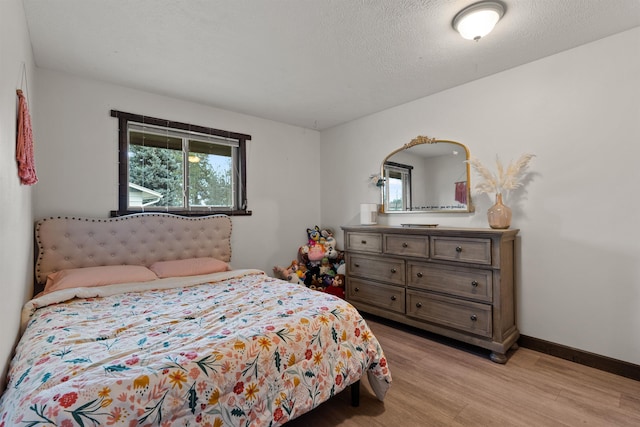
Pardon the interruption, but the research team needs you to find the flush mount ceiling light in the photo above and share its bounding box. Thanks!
[453,1,505,41]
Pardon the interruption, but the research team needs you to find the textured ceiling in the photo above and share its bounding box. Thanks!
[22,0,640,130]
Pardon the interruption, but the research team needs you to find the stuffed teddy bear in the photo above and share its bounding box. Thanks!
[272,260,299,283]
[297,245,309,264]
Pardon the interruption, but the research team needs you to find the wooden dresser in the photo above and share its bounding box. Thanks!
[341,225,519,363]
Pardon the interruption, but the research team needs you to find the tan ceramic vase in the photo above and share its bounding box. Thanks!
[487,193,512,229]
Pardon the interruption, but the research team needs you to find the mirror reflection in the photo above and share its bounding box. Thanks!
[380,136,474,213]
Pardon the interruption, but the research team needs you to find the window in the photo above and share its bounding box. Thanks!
[384,161,412,211]
[111,110,251,216]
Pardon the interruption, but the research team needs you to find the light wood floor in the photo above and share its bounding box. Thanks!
[287,315,640,426]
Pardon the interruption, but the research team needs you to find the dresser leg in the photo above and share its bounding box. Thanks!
[490,351,507,364]
[510,343,519,351]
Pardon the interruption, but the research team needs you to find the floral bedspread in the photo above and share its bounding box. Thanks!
[0,270,391,426]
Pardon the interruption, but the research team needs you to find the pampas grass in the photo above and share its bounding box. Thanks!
[467,154,535,196]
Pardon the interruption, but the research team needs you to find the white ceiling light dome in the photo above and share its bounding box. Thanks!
[453,1,505,41]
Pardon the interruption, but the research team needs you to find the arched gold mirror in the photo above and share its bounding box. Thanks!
[380,135,474,213]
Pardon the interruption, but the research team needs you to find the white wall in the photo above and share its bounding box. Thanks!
[0,0,36,390]
[321,28,640,365]
[4,8,638,386]
[32,69,321,275]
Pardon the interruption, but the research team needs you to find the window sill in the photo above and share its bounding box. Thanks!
[110,209,252,218]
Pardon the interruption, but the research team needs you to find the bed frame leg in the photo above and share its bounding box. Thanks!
[350,380,360,407]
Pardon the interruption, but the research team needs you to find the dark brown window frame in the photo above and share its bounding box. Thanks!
[110,110,252,217]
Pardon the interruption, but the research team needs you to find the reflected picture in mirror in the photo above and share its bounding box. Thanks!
[380,136,474,214]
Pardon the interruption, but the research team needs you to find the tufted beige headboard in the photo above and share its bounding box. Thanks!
[35,213,232,287]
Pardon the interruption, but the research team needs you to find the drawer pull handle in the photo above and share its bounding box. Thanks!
[402,242,408,248]
[415,302,422,308]
[471,280,478,287]
[470,314,478,322]
[354,287,360,292]
[390,295,397,301]
[456,246,463,253]
[354,263,360,268]
[361,240,367,244]
[390,268,397,273]
[416,272,423,278]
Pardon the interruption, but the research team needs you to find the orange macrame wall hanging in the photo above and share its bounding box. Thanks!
[16,88,38,185]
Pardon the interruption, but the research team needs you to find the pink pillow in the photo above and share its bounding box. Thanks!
[149,257,230,278]
[44,265,158,294]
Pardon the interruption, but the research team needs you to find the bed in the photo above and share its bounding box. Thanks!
[0,213,391,426]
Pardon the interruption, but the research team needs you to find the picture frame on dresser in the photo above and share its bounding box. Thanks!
[342,225,519,363]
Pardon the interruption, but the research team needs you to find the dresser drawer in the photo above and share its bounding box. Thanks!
[431,236,491,265]
[346,232,382,253]
[384,234,429,258]
[407,262,493,303]
[347,254,405,285]
[347,277,405,313]
[407,291,492,338]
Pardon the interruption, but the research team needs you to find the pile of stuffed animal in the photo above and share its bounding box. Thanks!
[272,225,345,299]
